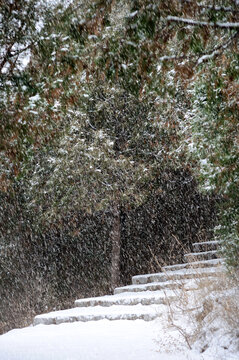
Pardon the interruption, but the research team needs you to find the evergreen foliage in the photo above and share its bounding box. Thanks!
[1,0,239,333]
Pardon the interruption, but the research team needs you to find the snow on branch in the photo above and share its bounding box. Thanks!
[179,0,239,13]
[197,31,239,64]
[167,16,239,29]
[0,43,33,74]
[159,31,239,65]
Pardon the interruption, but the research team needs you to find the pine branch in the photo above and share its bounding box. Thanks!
[197,31,239,64]
[159,31,239,65]
[167,16,239,29]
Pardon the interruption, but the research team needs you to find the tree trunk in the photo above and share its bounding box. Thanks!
[110,202,121,292]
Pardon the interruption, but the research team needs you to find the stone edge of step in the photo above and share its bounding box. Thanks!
[33,313,158,326]
[32,238,226,327]
[33,306,165,326]
[74,292,177,307]
[163,258,224,272]
[192,240,221,252]
[185,250,218,258]
[132,265,224,285]
[114,279,186,294]
[192,240,221,247]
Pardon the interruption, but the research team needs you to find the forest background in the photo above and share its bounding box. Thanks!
[0,0,238,334]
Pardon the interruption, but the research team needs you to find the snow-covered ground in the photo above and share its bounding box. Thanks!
[1,264,238,360]
[0,319,211,360]
[0,308,238,360]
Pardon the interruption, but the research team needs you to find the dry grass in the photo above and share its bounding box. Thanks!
[163,266,239,352]
[152,237,239,356]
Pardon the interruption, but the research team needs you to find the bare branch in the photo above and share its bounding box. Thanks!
[0,45,14,73]
[9,44,32,58]
[0,43,33,73]
[167,16,239,29]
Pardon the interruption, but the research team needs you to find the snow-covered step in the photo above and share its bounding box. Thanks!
[184,250,218,262]
[114,274,221,295]
[114,279,186,295]
[163,258,224,272]
[132,266,224,285]
[192,240,220,252]
[75,289,177,307]
[33,304,166,326]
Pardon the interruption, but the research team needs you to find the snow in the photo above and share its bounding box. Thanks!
[129,11,138,18]
[29,94,41,103]
[163,258,224,272]
[184,250,217,257]
[18,49,31,69]
[74,289,176,307]
[33,304,164,325]
[167,16,239,29]
[0,319,217,360]
[114,278,203,294]
[132,266,224,285]
[1,310,238,360]
[0,245,238,360]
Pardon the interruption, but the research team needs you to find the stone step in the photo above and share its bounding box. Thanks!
[33,304,166,326]
[184,250,218,262]
[114,275,220,295]
[114,279,189,295]
[163,258,224,272]
[75,289,177,308]
[192,240,220,252]
[132,266,224,285]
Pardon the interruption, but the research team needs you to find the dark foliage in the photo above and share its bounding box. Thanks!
[0,168,218,334]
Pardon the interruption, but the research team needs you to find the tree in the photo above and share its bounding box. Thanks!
[1,0,227,333]
[0,0,56,190]
[99,0,239,270]
[0,0,86,190]
[26,86,165,289]
[160,0,239,270]
[3,0,235,283]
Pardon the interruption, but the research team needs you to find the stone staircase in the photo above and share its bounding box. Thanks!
[33,240,224,326]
